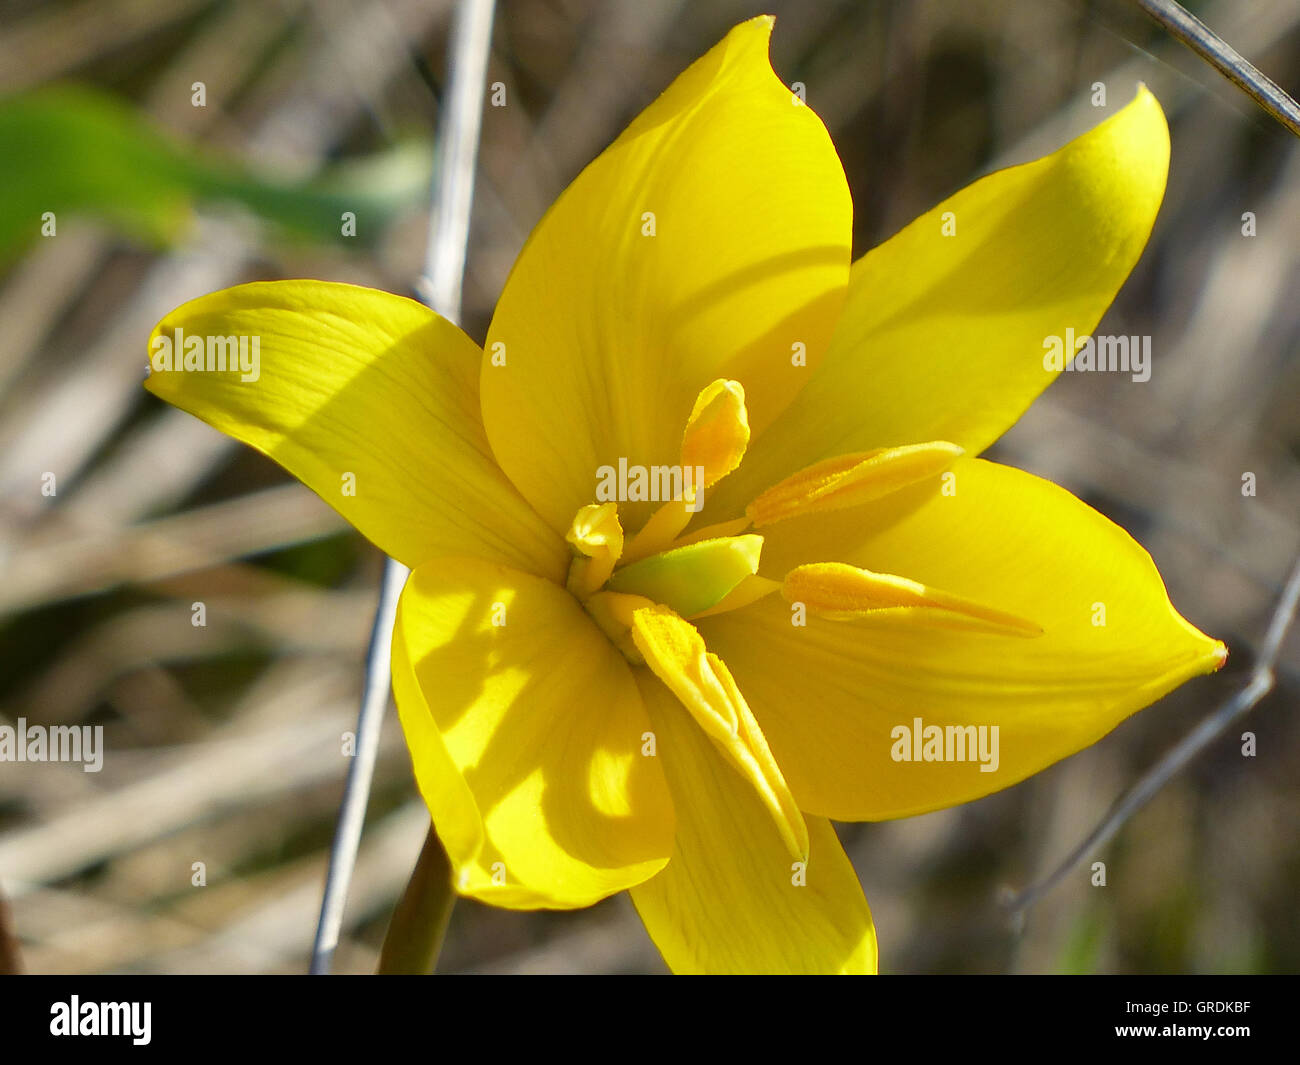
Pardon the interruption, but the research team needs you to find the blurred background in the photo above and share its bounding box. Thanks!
[0,0,1296,974]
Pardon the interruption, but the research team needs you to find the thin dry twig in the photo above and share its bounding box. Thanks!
[1133,0,1300,137]
[309,0,497,976]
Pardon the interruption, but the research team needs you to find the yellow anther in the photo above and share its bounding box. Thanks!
[782,562,1043,637]
[624,380,751,563]
[631,605,808,862]
[681,379,750,491]
[747,441,963,527]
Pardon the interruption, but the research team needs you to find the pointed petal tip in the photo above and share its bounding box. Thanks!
[1211,640,1229,671]
[1116,80,1170,143]
[1179,613,1227,675]
[725,14,776,55]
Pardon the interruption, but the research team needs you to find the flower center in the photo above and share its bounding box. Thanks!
[563,379,778,661]
[562,382,1043,661]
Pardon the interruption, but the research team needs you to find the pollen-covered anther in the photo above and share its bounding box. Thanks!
[681,379,750,492]
[631,604,809,862]
[782,561,1043,638]
[747,441,964,527]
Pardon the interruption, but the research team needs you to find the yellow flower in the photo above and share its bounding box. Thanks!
[145,16,1225,974]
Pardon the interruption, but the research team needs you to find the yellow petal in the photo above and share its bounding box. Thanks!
[711,88,1170,518]
[629,673,876,974]
[391,557,673,908]
[145,280,566,580]
[480,15,851,535]
[697,457,1225,821]
[629,605,806,861]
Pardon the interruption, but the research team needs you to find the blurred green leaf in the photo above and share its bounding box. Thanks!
[0,85,432,259]
[1058,909,1106,974]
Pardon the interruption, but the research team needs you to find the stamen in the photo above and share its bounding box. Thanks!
[747,441,963,527]
[621,497,695,565]
[565,501,624,599]
[782,562,1043,637]
[583,590,654,663]
[631,605,808,862]
[681,379,750,491]
[624,379,750,563]
[671,514,753,549]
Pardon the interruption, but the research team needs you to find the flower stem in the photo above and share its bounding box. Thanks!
[377,826,456,974]
[0,884,22,974]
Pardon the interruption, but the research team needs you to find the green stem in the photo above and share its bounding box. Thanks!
[377,825,456,974]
